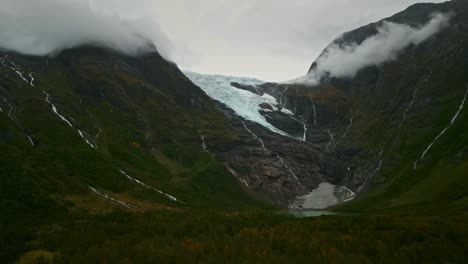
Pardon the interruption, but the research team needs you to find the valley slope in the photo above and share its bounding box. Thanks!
[218,0,468,211]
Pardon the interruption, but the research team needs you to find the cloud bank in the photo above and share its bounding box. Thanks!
[291,13,450,86]
[0,0,171,57]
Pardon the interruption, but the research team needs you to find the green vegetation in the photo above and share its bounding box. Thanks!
[2,208,468,263]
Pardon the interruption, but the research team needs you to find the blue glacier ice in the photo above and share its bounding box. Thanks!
[184,71,292,137]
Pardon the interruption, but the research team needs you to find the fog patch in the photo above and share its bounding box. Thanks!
[289,13,450,86]
[0,0,172,57]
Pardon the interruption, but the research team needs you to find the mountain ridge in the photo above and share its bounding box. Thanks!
[238,0,468,211]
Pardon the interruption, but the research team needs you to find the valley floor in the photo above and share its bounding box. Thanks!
[2,206,468,263]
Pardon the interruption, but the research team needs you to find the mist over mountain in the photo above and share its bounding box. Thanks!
[290,12,450,85]
[0,0,172,57]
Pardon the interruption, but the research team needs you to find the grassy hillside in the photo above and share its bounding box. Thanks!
[0,47,270,215]
[332,0,468,212]
[271,0,468,213]
[2,207,468,263]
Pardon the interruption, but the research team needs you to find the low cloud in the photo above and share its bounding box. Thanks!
[0,0,172,57]
[291,13,450,85]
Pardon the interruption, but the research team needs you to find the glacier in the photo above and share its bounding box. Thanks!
[184,71,292,137]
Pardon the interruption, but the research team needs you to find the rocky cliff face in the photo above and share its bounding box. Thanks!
[208,0,468,209]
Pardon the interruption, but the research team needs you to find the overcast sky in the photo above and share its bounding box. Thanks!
[141,0,446,81]
[2,0,445,81]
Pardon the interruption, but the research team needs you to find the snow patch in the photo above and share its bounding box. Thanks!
[289,182,355,209]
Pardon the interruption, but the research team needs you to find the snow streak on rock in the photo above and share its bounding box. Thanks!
[403,89,419,123]
[14,70,28,84]
[8,104,15,120]
[0,55,35,87]
[276,154,299,182]
[199,129,208,152]
[77,129,95,148]
[326,129,335,150]
[88,186,136,210]
[334,97,354,148]
[311,98,317,125]
[363,68,433,188]
[5,61,29,84]
[338,186,357,203]
[43,91,72,126]
[88,111,102,143]
[413,88,467,170]
[341,115,354,141]
[280,87,289,108]
[359,142,387,193]
[370,147,384,176]
[118,170,179,202]
[241,119,302,186]
[43,91,96,148]
[29,73,35,86]
[3,97,16,121]
[226,165,249,188]
[27,135,34,146]
[2,97,21,131]
[1,96,35,146]
[302,121,307,142]
[400,73,426,127]
[10,62,20,70]
[335,116,353,148]
[241,121,266,151]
